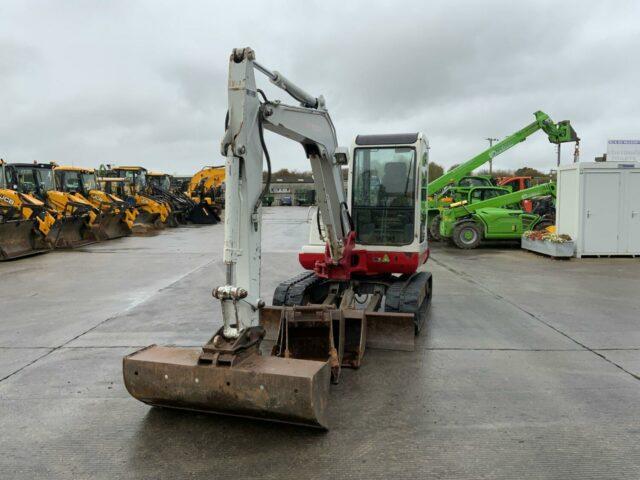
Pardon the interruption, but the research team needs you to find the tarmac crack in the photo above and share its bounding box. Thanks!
[430,255,640,382]
[0,259,217,384]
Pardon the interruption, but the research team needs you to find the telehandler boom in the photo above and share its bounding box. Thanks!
[123,47,432,429]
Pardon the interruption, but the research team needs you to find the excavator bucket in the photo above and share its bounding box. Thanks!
[123,344,331,428]
[49,216,98,248]
[95,213,130,240]
[0,219,50,261]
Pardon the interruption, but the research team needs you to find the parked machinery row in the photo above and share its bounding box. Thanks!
[0,161,224,261]
[424,110,580,248]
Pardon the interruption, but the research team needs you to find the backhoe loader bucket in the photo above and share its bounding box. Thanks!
[189,204,221,224]
[130,211,162,235]
[0,219,50,261]
[49,216,98,248]
[96,213,130,240]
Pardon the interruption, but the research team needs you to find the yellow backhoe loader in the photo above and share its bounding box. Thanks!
[0,160,56,260]
[185,165,224,223]
[8,162,100,248]
[54,166,137,240]
[99,167,169,233]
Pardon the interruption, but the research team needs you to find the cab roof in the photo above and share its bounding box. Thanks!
[54,166,95,174]
[354,133,420,146]
[9,162,58,169]
[113,166,147,172]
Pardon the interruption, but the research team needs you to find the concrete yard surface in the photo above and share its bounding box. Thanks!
[1,207,639,479]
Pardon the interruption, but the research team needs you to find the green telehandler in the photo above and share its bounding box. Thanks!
[424,110,578,239]
[438,182,556,249]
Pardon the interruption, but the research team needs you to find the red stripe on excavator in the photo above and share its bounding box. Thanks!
[299,249,427,276]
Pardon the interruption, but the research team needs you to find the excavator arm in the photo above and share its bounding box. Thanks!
[216,47,351,339]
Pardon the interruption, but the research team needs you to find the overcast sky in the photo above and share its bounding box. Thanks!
[1,0,639,175]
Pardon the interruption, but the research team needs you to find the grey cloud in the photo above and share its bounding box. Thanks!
[0,0,639,174]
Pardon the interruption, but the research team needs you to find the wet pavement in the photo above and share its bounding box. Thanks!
[1,207,639,479]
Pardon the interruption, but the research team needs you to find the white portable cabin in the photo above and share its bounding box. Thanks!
[556,161,640,257]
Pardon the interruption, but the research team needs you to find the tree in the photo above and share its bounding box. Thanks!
[477,168,514,179]
[514,167,546,178]
[447,163,460,172]
[428,162,444,181]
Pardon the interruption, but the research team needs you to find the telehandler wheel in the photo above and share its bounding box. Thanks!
[452,221,482,249]
[429,214,442,241]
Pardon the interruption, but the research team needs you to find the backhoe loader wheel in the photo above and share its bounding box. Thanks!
[452,222,482,249]
[429,214,441,242]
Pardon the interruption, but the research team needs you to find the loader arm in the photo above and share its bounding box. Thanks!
[217,47,351,339]
[427,111,578,195]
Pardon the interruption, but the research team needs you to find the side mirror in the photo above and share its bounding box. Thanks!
[334,147,349,165]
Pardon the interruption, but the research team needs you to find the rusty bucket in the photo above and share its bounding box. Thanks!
[49,216,98,248]
[123,344,331,429]
[0,219,50,261]
[96,212,130,240]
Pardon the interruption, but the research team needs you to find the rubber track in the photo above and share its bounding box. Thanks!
[272,271,316,306]
[385,272,431,331]
[285,273,322,306]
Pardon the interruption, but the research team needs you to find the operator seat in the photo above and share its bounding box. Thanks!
[382,161,409,206]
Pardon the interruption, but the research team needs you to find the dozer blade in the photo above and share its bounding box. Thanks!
[123,345,331,428]
[96,213,130,240]
[0,220,50,261]
[261,306,416,359]
[363,311,416,352]
[49,216,98,249]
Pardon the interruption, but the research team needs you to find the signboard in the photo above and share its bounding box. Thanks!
[607,140,640,162]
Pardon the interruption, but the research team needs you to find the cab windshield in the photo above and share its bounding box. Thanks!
[60,171,82,192]
[352,147,415,245]
[14,167,54,194]
[120,170,146,190]
[82,173,97,191]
